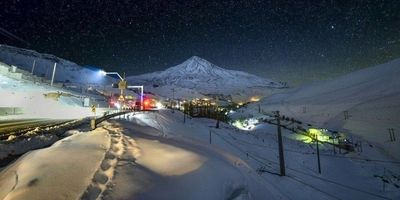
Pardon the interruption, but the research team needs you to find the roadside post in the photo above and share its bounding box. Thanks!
[91,104,96,130]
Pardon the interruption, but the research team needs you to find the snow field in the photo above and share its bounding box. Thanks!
[232,59,400,161]
[125,110,400,199]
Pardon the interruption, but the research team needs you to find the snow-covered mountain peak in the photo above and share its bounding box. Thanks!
[127,56,285,101]
[167,56,225,75]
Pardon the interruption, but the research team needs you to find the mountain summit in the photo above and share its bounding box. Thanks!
[127,56,284,101]
[169,56,225,74]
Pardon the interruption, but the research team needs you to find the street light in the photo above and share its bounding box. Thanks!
[99,70,123,80]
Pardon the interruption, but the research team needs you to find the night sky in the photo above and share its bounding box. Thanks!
[1,0,399,84]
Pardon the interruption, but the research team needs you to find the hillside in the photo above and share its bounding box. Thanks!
[233,58,400,159]
[0,44,113,85]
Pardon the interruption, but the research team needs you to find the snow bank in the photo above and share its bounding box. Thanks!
[0,129,110,200]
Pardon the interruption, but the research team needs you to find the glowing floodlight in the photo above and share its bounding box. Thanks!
[99,70,106,76]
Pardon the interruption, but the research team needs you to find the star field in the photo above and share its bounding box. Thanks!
[0,0,399,84]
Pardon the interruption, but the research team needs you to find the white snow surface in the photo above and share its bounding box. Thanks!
[127,56,285,102]
[0,129,110,200]
[232,58,400,160]
[1,110,398,200]
[123,111,400,200]
[0,72,106,120]
[0,116,281,200]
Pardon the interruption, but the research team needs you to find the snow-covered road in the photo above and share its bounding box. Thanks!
[0,115,279,200]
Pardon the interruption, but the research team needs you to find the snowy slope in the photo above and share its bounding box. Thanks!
[0,44,113,85]
[0,72,107,120]
[1,110,398,199]
[232,58,400,160]
[0,61,113,120]
[127,56,285,102]
[143,111,400,199]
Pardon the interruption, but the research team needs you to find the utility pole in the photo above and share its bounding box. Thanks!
[171,88,175,113]
[276,111,285,176]
[332,136,336,154]
[344,110,349,120]
[183,103,186,123]
[216,97,220,128]
[50,62,57,87]
[209,130,212,144]
[389,128,396,142]
[316,134,321,174]
[31,60,36,75]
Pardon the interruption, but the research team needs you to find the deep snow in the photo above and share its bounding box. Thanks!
[0,115,282,200]
[2,110,398,200]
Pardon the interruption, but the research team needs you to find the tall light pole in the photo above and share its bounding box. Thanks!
[100,70,123,81]
[100,70,125,95]
[215,97,220,128]
[31,59,36,75]
[50,62,57,87]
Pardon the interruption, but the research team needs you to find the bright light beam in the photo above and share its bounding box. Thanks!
[99,70,106,76]
[101,71,123,80]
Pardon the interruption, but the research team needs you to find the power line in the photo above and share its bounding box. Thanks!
[212,129,393,200]
[212,130,343,199]
[228,130,400,165]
